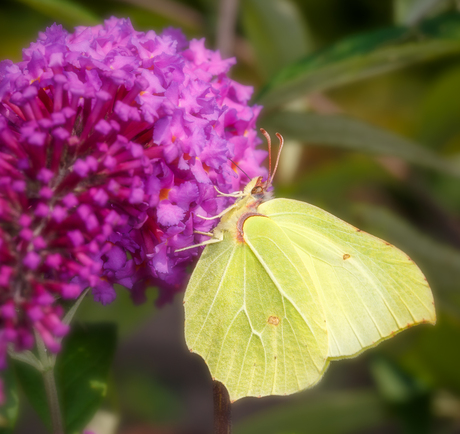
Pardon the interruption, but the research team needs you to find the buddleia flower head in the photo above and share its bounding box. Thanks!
[0,17,265,368]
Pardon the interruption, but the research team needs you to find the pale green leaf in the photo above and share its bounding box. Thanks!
[257,14,460,109]
[394,0,451,25]
[241,0,313,79]
[261,112,460,177]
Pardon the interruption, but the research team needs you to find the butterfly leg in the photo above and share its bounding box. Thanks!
[196,203,237,220]
[214,186,244,198]
[175,231,223,252]
[194,230,214,237]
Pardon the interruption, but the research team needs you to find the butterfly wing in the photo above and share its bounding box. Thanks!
[184,218,329,402]
[258,198,436,360]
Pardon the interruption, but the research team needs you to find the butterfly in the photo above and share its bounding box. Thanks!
[182,128,436,402]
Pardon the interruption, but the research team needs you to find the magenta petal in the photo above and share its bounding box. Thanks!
[92,280,116,305]
[157,201,185,227]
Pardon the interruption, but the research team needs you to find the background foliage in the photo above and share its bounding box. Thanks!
[2,0,460,433]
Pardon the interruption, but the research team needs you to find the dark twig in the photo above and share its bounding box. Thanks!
[213,380,232,434]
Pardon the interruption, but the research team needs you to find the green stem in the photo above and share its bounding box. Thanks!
[213,380,231,434]
[42,367,64,434]
[35,332,64,434]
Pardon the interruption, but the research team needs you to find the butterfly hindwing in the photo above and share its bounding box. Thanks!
[184,215,329,401]
[243,216,329,392]
[259,198,436,359]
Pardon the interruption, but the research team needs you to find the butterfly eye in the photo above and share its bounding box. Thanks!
[251,186,264,195]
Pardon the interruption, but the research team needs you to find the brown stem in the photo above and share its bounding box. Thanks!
[216,0,240,58]
[213,380,231,434]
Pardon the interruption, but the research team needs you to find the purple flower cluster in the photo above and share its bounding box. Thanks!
[0,18,264,363]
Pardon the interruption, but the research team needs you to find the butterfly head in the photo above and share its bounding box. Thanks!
[239,176,267,200]
[239,129,283,203]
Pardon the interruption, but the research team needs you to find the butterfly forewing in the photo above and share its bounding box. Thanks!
[259,198,436,359]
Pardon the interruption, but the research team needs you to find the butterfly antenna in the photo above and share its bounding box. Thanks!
[229,158,251,181]
[260,128,272,183]
[269,132,284,185]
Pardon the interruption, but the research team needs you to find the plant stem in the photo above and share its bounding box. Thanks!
[36,332,64,434]
[42,367,64,434]
[216,0,239,58]
[213,380,231,434]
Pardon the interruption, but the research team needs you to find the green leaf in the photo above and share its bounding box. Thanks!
[257,13,460,109]
[13,361,49,428]
[414,64,460,150]
[394,0,451,25]
[283,157,390,201]
[401,313,460,394]
[15,0,99,27]
[115,0,203,32]
[57,323,117,433]
[241,0,313,79]
[0,368,19,434]
[371,356,427,403]
[234,390,386,434]
[261,111,460,177]
[14,323,117,434]
[370,356,432,434]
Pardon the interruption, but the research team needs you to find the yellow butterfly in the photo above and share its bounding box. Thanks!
[183,129,436,402]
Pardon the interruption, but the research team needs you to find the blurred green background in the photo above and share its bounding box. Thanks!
[3,0,460,433]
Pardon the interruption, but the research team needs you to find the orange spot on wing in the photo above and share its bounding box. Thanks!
[268,316,280,325]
